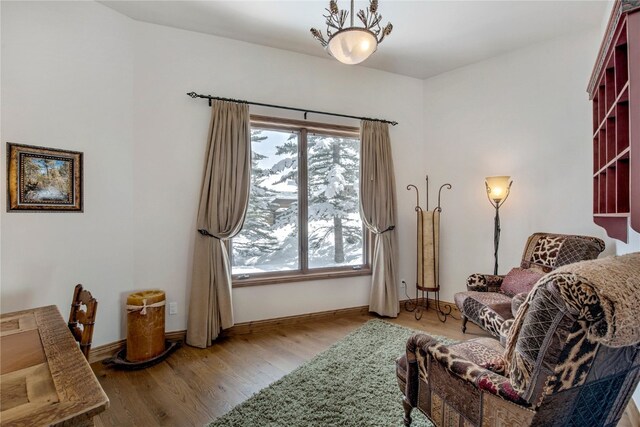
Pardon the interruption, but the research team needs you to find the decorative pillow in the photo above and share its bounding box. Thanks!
[501,268,544,297]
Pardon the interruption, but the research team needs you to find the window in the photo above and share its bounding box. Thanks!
[231,116,369,284]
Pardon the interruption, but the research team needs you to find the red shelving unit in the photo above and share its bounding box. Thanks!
[588,0,640,242]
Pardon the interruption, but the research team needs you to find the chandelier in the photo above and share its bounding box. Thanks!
[310,0,393,65]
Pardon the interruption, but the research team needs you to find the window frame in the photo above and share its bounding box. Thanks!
[231,115,371,287]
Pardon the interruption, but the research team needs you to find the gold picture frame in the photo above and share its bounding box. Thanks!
[7,143,83,212]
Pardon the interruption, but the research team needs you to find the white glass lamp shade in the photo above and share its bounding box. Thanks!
[485,176,512,203]
[327,28,378,65]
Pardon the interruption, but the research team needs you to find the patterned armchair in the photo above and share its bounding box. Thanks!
[396,253,640,427]
[454,232,605,339]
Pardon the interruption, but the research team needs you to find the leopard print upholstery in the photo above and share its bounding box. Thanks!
[448,338,504,366]
[507,274,607,404]
[543,277,604,396]
[428,343,482,383]
[466,273,504,292]
[529,235,564,270]
[554,276,602,322]
[466,273,486,291]
[420,336,528,406]
[457,233,605,338]
[521,233,605,272]
[544,324,598,395]
[455,291,512,338]
[477,306,508,337]
[399,255,640,427]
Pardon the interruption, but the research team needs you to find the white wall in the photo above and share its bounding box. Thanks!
[0,1,425,345]
[421,29,613,303]
[1,1,622,348]
[1,1,134,346]
[616,228,640,254]
[130,21,425,330]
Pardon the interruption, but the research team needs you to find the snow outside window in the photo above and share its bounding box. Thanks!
[231,122,367,281]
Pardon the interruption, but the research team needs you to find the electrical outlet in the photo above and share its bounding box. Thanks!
[169,302,178,315]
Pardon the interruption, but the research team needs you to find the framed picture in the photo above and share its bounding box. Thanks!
[7,143,83,212]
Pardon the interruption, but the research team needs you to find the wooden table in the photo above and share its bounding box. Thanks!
[0,305,109,426]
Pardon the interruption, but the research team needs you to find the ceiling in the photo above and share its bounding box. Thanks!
[100,1,607,80]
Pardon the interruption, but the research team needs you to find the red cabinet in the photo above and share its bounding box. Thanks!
[588,0,640,242]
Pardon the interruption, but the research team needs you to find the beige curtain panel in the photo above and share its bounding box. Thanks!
[417,210,440,290]
[360,120,399,317]
[186,100,251,348]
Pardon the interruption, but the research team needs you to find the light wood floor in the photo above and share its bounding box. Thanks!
[91,307,637,427]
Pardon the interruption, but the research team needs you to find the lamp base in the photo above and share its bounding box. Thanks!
[493,204,501,275]
[403,281,457,323]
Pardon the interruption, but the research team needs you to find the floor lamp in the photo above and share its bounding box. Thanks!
[485,176,513,275]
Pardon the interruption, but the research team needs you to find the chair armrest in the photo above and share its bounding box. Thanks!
[407,333,529,407]
[466,273,505,292]
[403,333,437,407]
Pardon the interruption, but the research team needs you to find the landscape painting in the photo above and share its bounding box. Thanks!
[7,143,83,212]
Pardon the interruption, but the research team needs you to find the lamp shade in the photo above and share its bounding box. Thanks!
[327,28,378,65]
[485,176,512,203]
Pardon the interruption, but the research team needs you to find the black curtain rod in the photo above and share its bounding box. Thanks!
[186,92,398,126]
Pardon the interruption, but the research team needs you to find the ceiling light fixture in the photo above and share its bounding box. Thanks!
[311,0,393,65]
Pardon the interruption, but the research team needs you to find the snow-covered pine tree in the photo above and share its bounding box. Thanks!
[235,130,362,271]
[232,130,280,267]
[266,133,300,267]
[306,134,362,266]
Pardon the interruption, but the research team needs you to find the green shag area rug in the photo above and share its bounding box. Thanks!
[209,319,457,427]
